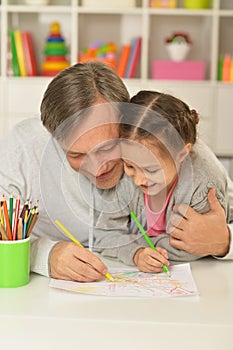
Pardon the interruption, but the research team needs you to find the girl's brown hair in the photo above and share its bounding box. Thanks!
[120,90,199,146]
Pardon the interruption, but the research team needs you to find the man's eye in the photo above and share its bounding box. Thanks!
[99,142,119,152]
[67,153,83,159]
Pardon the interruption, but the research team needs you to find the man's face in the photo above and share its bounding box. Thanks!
[61,104,124,189]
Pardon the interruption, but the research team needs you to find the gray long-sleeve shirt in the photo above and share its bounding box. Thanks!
[0,118,148,276]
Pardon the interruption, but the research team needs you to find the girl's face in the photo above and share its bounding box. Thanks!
[121,138,178,196]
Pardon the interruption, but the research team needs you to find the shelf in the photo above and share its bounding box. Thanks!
[0,0,233,155]
[5,5,73,12]
[148,8,215,15]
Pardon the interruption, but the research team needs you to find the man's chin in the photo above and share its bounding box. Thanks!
[95,171,123,189]
[80,163,124,189]
[95,176,121,190]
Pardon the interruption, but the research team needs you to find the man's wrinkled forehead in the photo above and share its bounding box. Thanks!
[62,103,120,148]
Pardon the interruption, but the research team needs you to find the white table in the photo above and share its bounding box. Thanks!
[0,257,232,350]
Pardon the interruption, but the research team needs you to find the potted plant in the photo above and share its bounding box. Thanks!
[165,32,191,61]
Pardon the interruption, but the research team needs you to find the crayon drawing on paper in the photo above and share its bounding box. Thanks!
[49,263,198,298]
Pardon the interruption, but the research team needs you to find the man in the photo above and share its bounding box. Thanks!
[0,62,148,281]
[0,62,232,282]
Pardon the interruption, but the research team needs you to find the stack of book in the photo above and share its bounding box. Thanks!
[8,30,38,77]
[218,53,233,82]
[116,37,142,78]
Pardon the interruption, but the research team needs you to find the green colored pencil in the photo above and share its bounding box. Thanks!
[130,211,171,277]
[9,195,14,231]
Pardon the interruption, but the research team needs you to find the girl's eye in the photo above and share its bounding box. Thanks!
[124,162,134,169]
[145,168,159,174]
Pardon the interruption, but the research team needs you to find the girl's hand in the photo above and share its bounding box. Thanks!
[133,247,169,273]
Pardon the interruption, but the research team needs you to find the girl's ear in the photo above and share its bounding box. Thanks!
[178,143,192,162]
[185,143,192,153]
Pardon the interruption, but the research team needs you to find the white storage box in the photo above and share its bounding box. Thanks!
[81,0,136,8]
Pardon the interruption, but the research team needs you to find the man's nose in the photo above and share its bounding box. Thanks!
[81,152,108,173]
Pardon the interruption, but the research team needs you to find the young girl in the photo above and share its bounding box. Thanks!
[120,90,229,273]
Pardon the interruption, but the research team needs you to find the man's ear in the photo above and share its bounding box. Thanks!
[178,143,192,162]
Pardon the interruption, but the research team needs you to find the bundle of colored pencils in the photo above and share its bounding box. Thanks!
[0,194,39,241]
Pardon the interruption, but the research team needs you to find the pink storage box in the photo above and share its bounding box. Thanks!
[152,60,206,80]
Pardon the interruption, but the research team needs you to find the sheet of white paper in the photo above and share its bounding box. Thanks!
[49,263,199,298]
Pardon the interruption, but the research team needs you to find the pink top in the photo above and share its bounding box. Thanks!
[144,178,178,237]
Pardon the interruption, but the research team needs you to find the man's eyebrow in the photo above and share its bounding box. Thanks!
[97,139,119,148]
[64,149,84,155]
[63,140,119,155]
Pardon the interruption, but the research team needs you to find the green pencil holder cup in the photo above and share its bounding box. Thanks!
[0,237,30,288]
[183,0,210,9]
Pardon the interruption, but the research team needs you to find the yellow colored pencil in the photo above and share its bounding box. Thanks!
[0,204,4,227]
[55,219,114,282]
[0,222,8,240]
[2,195,13,240]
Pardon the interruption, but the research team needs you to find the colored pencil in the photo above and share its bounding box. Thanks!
[0,195,39,240]
[130,211,171,277]
[26,207,38,237]
[55,219,114,282]
[23,210,29,239]
[2,195,13,240]
[26,208,35,234]
[17,217,23,240]
[9,194,14,231]
[12,195,20,240]
[0,204,4,227]
[20,200,29,219]
[0,222,8,240]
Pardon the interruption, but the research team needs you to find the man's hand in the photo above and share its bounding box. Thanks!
[168,188,230,257]
[49,242,109,282]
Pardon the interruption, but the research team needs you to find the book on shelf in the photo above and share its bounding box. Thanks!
[7,34,14,77]
[14,30,27,77]
[21,31,38,76]
[8,30,37,77]
[8,31,20,77]
[124,37,142,78]
[116,44,131,78]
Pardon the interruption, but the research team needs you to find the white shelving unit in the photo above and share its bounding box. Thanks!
[0,0,233,157]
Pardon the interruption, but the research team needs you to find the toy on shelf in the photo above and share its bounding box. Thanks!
[78,41,118,70]
[183,0,210,9]
[149,0,177,8]
[152,60,206,81]
[41,22,70,77]
[153,32,206,81]
[165,32,191,62]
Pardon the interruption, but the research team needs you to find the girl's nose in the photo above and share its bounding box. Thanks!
[134,171,147,187]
